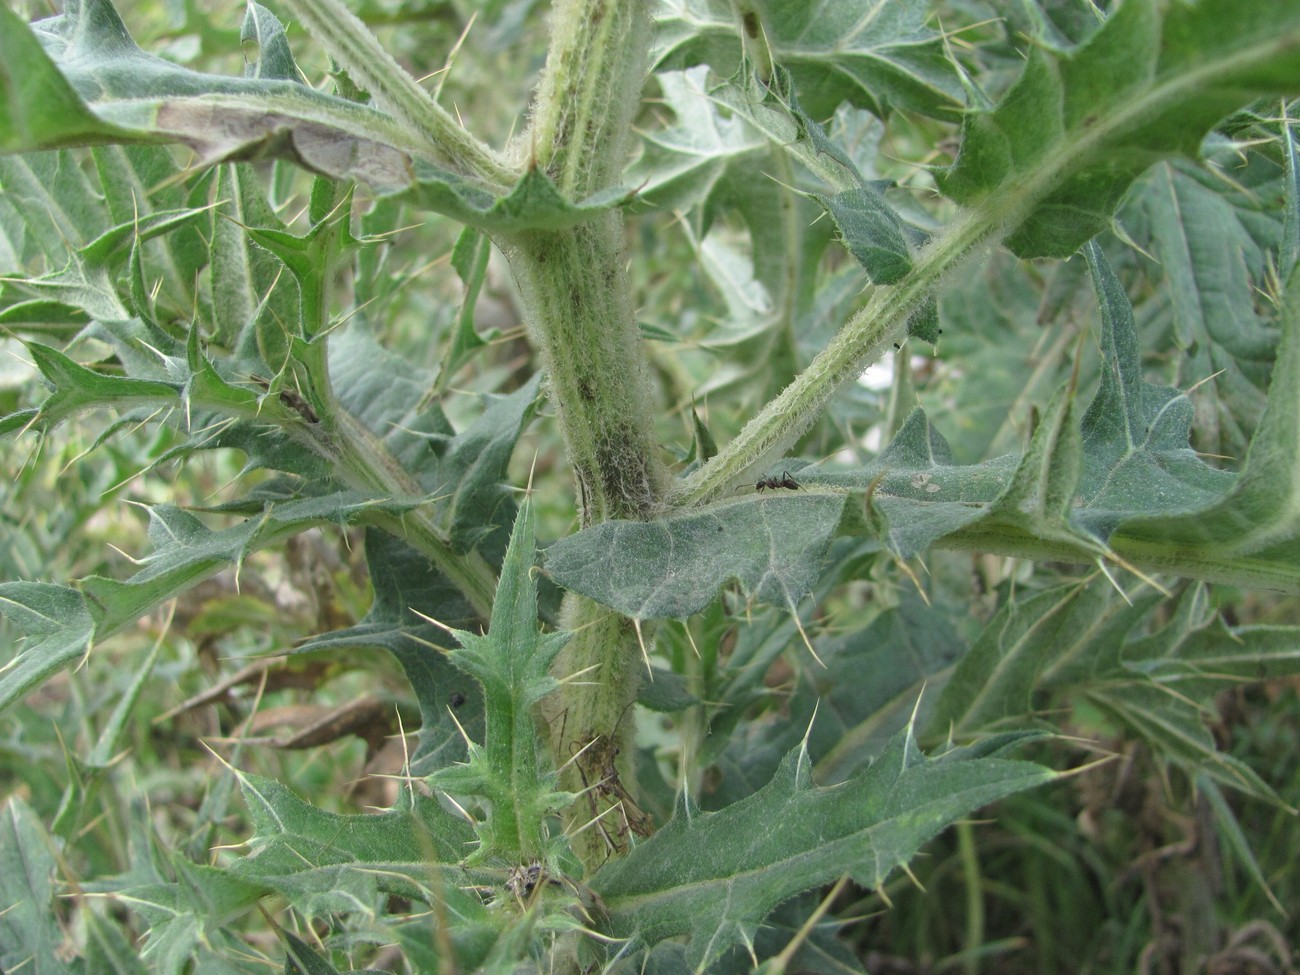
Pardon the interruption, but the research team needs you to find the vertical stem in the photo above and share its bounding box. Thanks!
[525,0,650,197]
[502,0,657,869]
[500,218,663,524]
[957,820,985,975]
[498,215,665,868]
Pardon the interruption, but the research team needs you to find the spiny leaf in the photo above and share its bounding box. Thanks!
[1,1,626,232]
[0,583,95,714]
[1106,254,1300,584]
[0,4,134,152]
[293,529,483,775]
[593,726,1056,970]
[931,578,1300,801]
[0,798,74,975]
[812,184,913,284]
[1126,161,1275,458]
[101,854,269,975]
[546,238,1300,621]
[626,67,769,217]
[544,492,846,620]
[937,0,1300,258]
[0,150,109,278]
[24,341,180,425]
[928,581,1151,738]
[241,3,299,84]
[231,770,477,916]
[435,499,572,862]
[708,591,966,805]
[0,496,421,716]
[654,0,964,120]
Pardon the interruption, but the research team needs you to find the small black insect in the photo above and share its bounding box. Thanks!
[449,691,466,709]
[755,471,801,492]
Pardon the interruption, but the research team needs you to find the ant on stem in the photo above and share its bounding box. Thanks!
[753,471,801,492]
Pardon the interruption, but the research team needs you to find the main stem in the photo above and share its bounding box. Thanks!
[503,0,659,869]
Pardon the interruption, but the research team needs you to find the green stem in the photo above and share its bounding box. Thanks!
[500,217,663,869]
[326,410,498,622]
[957,820,985,975]
[523,0,650,196]
[502,0,657,869]
[545,598,646,867]
[674,208,994,506]
[500,219,664,523]
[276,0,514,187]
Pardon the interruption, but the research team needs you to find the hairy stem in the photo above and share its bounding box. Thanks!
[326,410,499,622]
[504,0,658,869]
[544,599,647,868]
[500,219,664,524]
[673,208,995,506]
[500,215,664,869]
[522,0,650,195]
[276,0,514,187]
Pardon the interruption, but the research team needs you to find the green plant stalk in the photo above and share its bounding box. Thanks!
[544,598,645,867]
[501,0,658,868]
[957,820,985,975]
[275,0,514,187]
[477,672,548,860]
[282,224,499,622]
[326,409,498,622]
[523,0,649,196]
[674,207,990,506]
[500,220,663,524]
[501,219,660,870]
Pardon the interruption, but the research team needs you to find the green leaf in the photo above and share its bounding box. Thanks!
[52,640,161,838]
[593,726,1055,970]
[1124,160,1276,459]
[0,494,425,716]
[438,375,542,555]
[294,529,484,775]
[0,583,94,714]
[435,499,572,862]
[0,151,109,269]
[4,1,617,231]
[0,798,75,975]
[241,3,300,83]
[709,591,966,806]
[24,341,180,427]
[445,226,493,374]
[936,0,1300,258]
[106,858,269,975]
[409,163,633,232]
[927,581,1150,738]
[231,771,477,917]
[208,164,299,366]
[813,185,912,284]
[8,0,417,186]
[327,325,539,558]
[83,910,151,975]
[654,0,964,120]
[80,497,418,629]
[626,67,769,216]
[1283,113,1300,279]
[544,492,846,620]
[92,145,211,321]
[1108,256,1300,586]
[932,578,1300,801]
[0,4,135,152]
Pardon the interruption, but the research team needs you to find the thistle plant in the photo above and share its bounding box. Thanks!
[3,0,1300,972]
